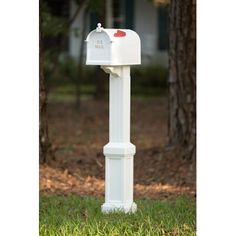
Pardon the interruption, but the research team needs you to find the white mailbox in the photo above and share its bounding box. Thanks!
[85,23,141,214]
[85,23,141,65]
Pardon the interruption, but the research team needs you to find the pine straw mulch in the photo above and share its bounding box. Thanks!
[40,96,196,200]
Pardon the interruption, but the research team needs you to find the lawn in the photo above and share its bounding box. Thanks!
[39,195,196,236]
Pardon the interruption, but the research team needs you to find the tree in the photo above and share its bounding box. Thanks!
[76,1,89,108]
[168,0,196,159]
[39,0,102,162]
[39,1,54,163]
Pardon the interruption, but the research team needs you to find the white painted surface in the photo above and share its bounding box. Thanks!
[135,0,157,56]
[86,24,141,66]
[109,66,130,142]
[69,0,88,60]
[100,66,137,213]
[134,0,168,66]
[85,24,140,213]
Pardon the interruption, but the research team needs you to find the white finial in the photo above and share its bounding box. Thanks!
[96,23,103,32]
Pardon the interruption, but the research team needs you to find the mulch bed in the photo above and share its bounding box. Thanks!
[40,96,196,200]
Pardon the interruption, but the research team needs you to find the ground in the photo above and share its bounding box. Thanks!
[40,94,196,200]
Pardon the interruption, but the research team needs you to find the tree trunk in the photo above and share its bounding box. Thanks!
[39,2,54,163]
[76,5,89,109]
[168,0,196,159]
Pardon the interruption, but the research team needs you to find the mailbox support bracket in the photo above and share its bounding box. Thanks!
[100,66,137,213]
[101,66,123,77]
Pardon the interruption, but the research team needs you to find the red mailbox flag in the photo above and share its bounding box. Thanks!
[114,30,126,37]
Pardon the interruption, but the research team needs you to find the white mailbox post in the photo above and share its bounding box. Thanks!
[85,23,141,213]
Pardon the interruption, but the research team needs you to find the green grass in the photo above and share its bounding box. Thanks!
[40,195,196,236]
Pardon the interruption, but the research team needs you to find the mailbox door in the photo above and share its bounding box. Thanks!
[87,32,111,65]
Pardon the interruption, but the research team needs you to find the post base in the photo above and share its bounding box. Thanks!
[101,202,137,214]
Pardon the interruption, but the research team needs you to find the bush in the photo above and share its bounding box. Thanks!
[44,55,168,97]
[132,64,168,88]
